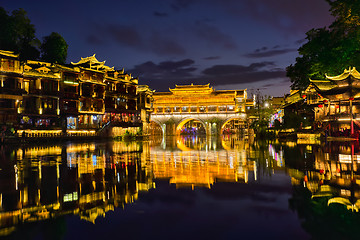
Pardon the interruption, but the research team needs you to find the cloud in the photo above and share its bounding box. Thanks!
[215,0,334,35]
[153,11,168,17]
[86,34,104,45]
[134,60,286,91]
[194,62,286,87]
[203,56,221,60]
[130,59,197,80]
[202,62,275,76]
[171,0,195,11]
[244,48,297,58]
[295,38,306,45]
[193,21,237,50]
[86,24,186,56]
[106,24,143,47]
[149,32,186,56]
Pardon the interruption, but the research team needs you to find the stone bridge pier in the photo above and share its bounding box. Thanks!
[151,112,247,136]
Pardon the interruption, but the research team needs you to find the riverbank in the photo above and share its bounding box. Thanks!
[1,133,148,145]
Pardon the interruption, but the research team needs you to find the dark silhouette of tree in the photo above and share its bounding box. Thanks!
[40,32,68,64]
[0,7,40,60]
[287,0,360,90]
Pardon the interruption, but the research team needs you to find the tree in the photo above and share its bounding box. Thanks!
[248,90,275,138]
[0,7,40,60]
[287,0,360,90]
[40,32,68,64]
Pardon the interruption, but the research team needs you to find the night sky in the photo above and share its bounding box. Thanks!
[3,0,334,97]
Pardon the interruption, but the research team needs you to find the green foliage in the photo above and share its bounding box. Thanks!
[287,0,360,90]
[40,32,68,64]
[0,7,40,60]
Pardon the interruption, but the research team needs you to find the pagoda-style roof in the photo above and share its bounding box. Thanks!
[169,83,214,94]
[325,67,360,81]
[71,54,114,71]
[309,80,337,91]
[23,61,61,79]
[0,50,19,59]
[309,67,360,100]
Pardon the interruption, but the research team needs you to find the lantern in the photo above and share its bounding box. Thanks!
[302,94,306,99]
[349,97,354,101]
[335,105,339,108]
[323,100,328,103]
[318,104,323,108]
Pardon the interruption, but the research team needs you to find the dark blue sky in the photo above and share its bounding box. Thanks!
[3,0,333,96]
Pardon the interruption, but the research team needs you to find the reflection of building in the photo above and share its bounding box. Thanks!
[151,84,248,135]
[288,142,360,212]
[0,141,154,236]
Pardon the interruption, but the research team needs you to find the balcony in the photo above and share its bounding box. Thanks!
[43,108,58,115]
[62,92,79,99]
[0,87,23,96]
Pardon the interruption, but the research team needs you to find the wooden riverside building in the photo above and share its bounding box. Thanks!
[304,67,360,137]
[0,50,151,138]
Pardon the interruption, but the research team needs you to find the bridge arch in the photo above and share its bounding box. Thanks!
[220,116,247,134]
[150,120,164,135]
[176,118,206,135]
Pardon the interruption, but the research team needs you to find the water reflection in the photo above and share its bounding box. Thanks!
[0,141,154,236]
[2,136,360,239]
[150,135,255,189]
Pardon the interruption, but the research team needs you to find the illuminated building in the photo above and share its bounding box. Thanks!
[151,84,248,135]
[0,50,150,138]
[303,67,360,136]
[102,67,142,137]
[58,64,81,130]
[137,85,154,135]
[21,60,61,129]
[0,50,23,125]
[70,55,107,129]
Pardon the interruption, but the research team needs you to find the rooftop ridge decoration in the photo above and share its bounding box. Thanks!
[325,67,360,80]
[0,50,19,58]
[71,54,115,71]
[169,83,214,94]
[71,54,105,65]
[307,66,360,101]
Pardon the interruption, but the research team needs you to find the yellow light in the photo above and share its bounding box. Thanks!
[64,81,79,85]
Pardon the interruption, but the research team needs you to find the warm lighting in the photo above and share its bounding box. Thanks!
[64,80,79,85]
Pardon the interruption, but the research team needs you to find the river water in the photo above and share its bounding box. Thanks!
[0,135,360,240]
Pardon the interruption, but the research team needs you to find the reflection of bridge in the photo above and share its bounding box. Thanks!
[151,84,248,135]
